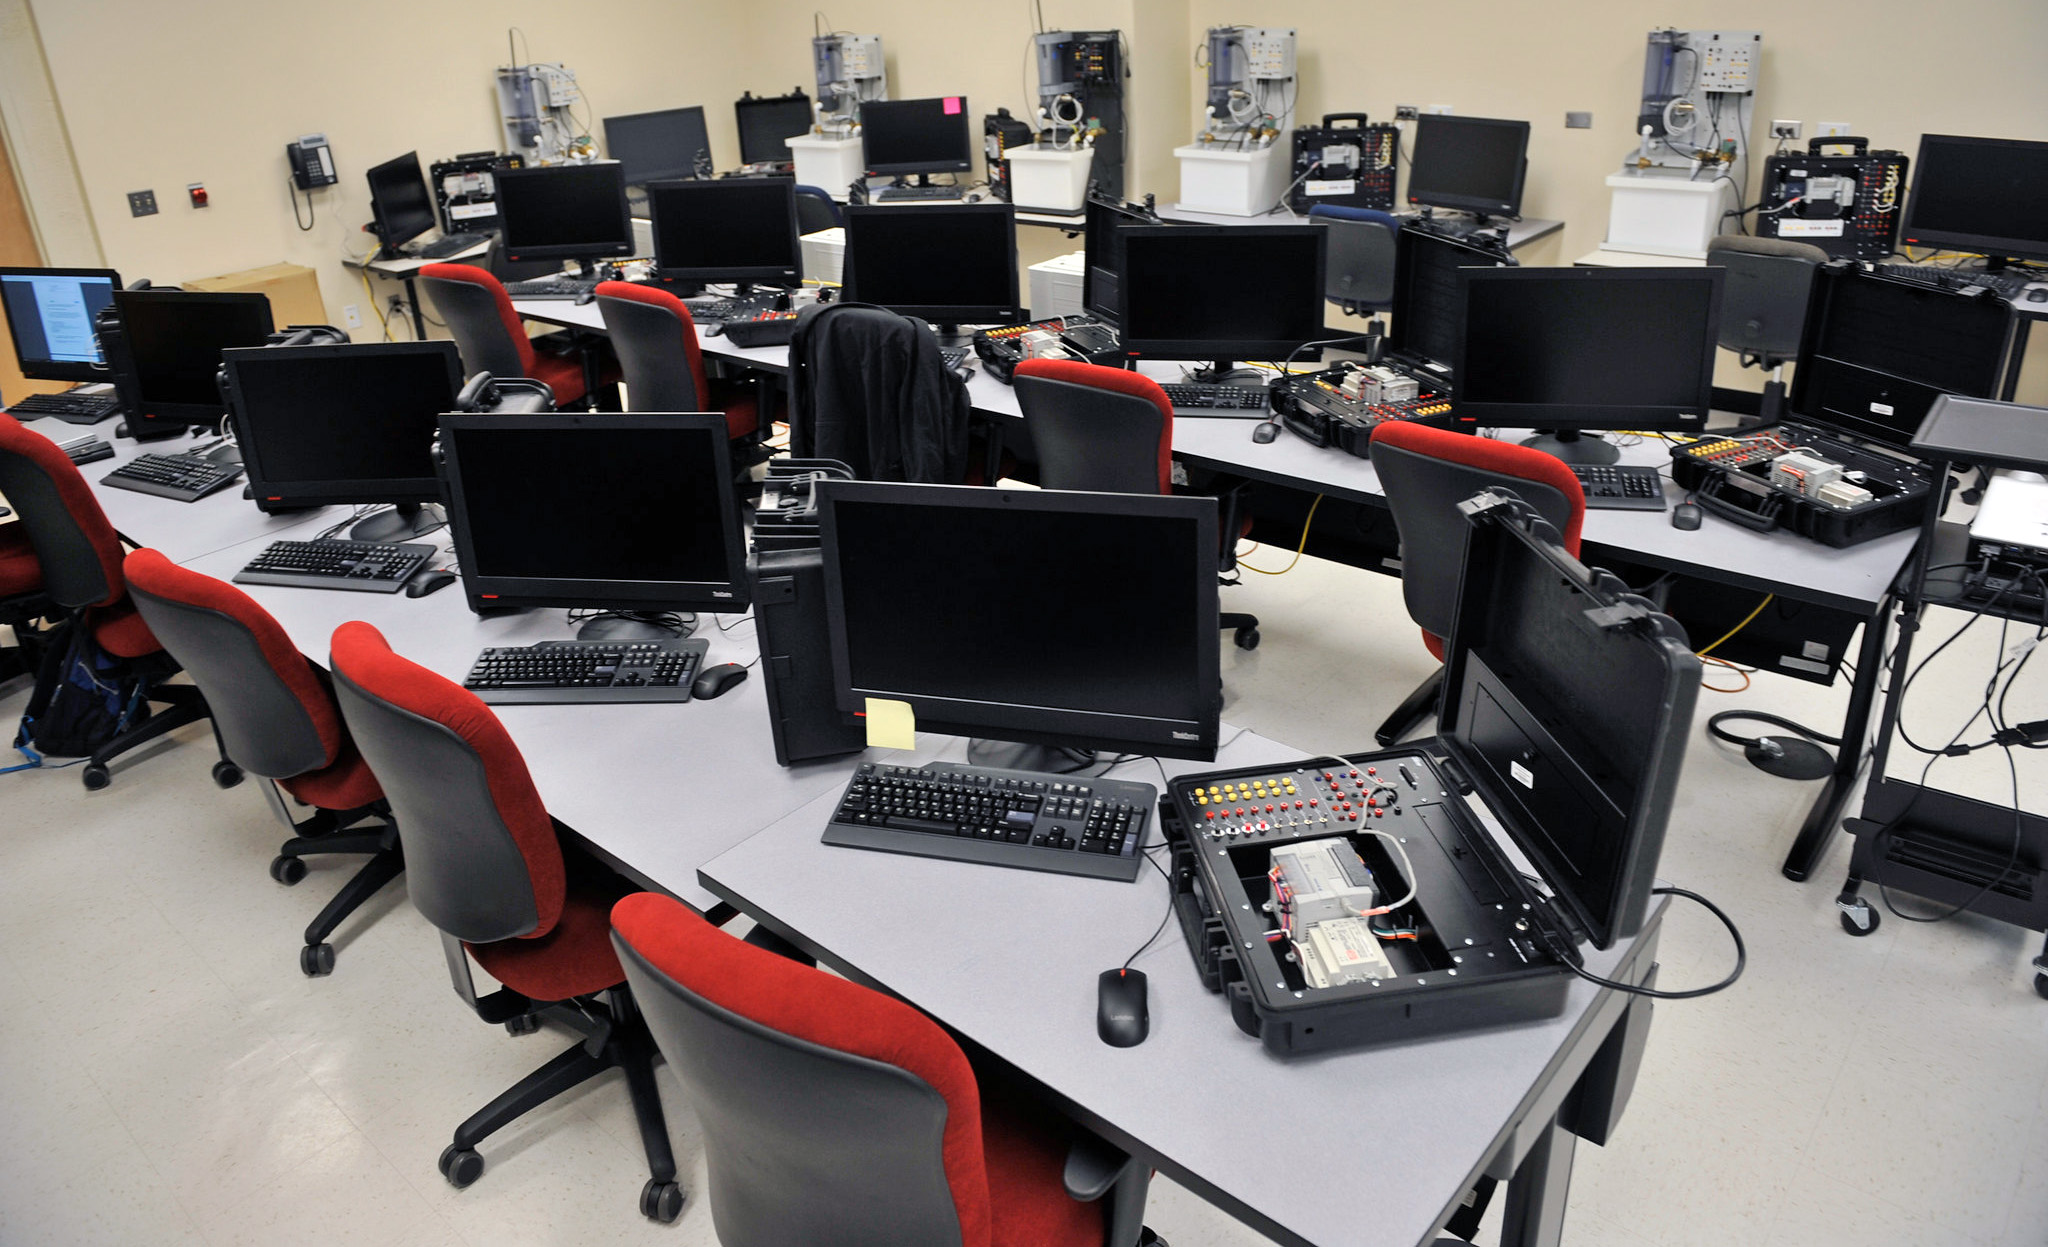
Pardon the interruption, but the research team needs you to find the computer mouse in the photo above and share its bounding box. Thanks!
[1671,501,1703,531]
[574,290,597,305]
[403,568,458,598]
[692,662,749,700]
[2028,287,2048,303]
[1097,967,1149,1047]
[1252,421,1281,444]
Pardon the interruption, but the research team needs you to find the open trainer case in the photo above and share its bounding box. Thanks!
[1160,493,1700,1055]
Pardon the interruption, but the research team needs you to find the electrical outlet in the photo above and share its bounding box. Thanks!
[126,189,157,217]
[1819,121,1852,137]
[1565,111,1593,129]
[1427,104,1453,115]
[342,304,362,329]
[1770,119,1803,140]
[1393,105,1418,122]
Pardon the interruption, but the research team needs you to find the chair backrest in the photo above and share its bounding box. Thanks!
[611,892,996,1247]
[1369,421,1584,639]
[788,303,969,483]
[1012,359,1172,495]
[0,419,127,609]
[328,621,565,944]
[123,549,339,780]
[794,185,844,233]
[593,281,710,411]
[1705,235,1828,364]
[419,263,533,382]
[1309,205,1401,313]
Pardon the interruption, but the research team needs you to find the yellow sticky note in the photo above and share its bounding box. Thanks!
[863,697,917,750]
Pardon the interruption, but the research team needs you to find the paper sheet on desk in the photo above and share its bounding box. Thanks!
[863,698,916,750]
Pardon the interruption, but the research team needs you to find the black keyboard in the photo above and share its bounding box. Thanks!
[1572,464,1667,512]
[503,276,600,301]
[414,233,490,259]
[874,184,963,202]
[823,761,1159,882]
[1162,382,1271,415]
[1874,263,2036,300]
[59,437,114,465]
[100,453,241,502]
[7,390,122,423]
[940,347,970,372]
[689,295,786,322]
[233,539,434,592]
[460,638,707,705]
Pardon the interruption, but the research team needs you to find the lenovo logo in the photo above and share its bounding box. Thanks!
[713,590,734,598]
[1171,731,1197,741]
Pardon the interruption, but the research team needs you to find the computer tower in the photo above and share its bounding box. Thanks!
[751,544,867,766]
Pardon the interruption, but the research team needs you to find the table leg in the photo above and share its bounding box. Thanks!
[1497,1116,1577,1247]
[401,276,428,341]
[1781,595,1893,881]
[2000,317,2030,403]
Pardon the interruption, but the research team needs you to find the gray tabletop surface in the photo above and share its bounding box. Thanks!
[1156,204,1564,251]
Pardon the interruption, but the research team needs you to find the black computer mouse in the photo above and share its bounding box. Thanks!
[1671,501,1703,531]
[1252,421,1281,444]
[574,290,597,305]
[2028,287,2048,303]
[403,568,458,598]
[692,662,749,700]
[1097,967,1149,1047]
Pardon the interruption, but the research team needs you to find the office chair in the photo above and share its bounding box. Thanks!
[1706,235,1829,425]
[789,302,974,483]
[417,263,614,410]
[1308,205,1401,318]
[0,420,219,789]
[122,549,403,977]
[327,621,682,1222]
[592,281,780,442]
[0,523,52,683]
[1012,358,1260,650]
[794,184,844,233]
[611,891,1167,1247]
[1366,420,1584,745]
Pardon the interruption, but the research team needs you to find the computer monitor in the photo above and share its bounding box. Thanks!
[1452,267,1722,464]
[860,96,974,183]
[603,107,712,187]
[736,92,814,164]
[817,481,1220,764]
[1080,195,1162,324]
[1385,228,1516,376]
[1899,133,2048,266]
[365,152,439,257]
[1116,225,1327,378]
[1407,114,1531,221]
[107,289,274,438]
[437,412,750,638]
[842,203,1021,329]
[221,340,464,541]
[0,266,119,383]
[647,179,802,291]
[494,163,635,269]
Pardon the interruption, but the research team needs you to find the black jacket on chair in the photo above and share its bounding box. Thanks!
[788,303,970,483]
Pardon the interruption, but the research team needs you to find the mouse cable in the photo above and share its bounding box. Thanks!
[1120,850,1178,973]
[1560,886,1745,1000]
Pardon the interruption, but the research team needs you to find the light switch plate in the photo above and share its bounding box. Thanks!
[127,189,158,217]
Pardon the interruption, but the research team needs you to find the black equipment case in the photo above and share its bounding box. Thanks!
[1754,137,1908,260]
[1161,492,1699,1056]
[1287,114,1400,214]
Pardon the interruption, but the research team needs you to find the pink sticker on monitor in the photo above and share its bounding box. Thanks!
[943,97,962,115]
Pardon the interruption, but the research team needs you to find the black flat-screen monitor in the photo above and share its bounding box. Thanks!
[1386,228,1516,377]
[0,266,118,382]
[648,179,802,287]
[1452,267,1722,462]
[365,152,439,255]
[843,203,1020,326]
[736,93,814,164]
[861,97,974,178]
[495,163,635,266]
[1408,114,1531,219]
[817,481,1220,761]
[109,289,274,431]
[1117,225,1326,366]
[438,412,749,618]
[1899,133,2048,265]
[1080,195,1162,324]
[604,107,712,186]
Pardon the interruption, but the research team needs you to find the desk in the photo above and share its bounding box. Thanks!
[341,239,492,339]
[1160,205,1566,263]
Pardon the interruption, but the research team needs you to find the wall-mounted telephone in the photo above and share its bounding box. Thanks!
[288,134,337,189]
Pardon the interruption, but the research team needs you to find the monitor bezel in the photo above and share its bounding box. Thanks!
[109,289,275,429]
[224,340,463,510]
[436,411,751,615]
[602,106,713,186]
[842,202,1023,325]
[735,93,815,165]
[495,163,636,264]
[365,152,438,253]
[816,481,1222,761]
[859,97,975,178]
[1449,266,1723,436]
[1898,133,2048,264]
[1115,224,1329,361]
[0,265,120,382]
[647,178,803,286]
[1407,114,1532,219]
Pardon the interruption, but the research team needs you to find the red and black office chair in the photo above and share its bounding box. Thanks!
[592,280,781,444]
[0,420,218,788]
[1012,358,1259,650]
[611,891,1167,1247]
[417,263,614,409]
[123,549,402,977]
[0,520,52,675]
[1367,421,1585,745]
[327,621,682,1222]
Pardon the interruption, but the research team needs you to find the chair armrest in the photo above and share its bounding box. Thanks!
[1062,1130,1136,1202]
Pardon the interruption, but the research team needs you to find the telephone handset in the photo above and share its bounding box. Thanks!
[288,134,337,189]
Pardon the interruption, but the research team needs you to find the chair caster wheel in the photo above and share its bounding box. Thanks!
[640,1178,685,1223]
[212,760,244,788]
[300,942,335,977]
[1838,903,1878,937]
[1139,1231,1169,1247]
[1234,626,1260,651]
[80,764,110,791]
[505,1013,542,1036]
[2034,973,2048,1002]
[439,1144,484,1189]
[270,855,308,885]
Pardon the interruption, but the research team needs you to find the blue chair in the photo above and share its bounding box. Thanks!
[1307,205,1401,317]
[794,185,843,234]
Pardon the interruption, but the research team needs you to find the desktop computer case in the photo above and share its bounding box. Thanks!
[1161,494,1698,1056]
[751,460,868,766]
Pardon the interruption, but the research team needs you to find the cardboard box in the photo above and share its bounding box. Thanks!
[184,262,327,329]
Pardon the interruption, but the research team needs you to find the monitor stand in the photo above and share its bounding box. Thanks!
[1521,429,1621,466]
[350,503,446,543]
[1188,360,1267,387]
[966,737,1097,775]
[573,611,694,643]
[116,420,191,444]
